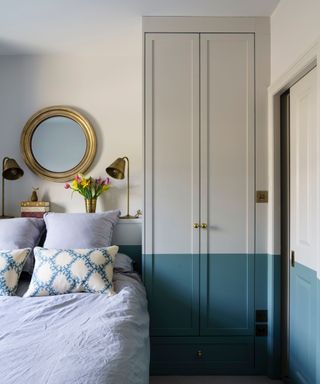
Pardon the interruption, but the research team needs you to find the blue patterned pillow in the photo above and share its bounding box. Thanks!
[0,248,31,296]
[24,246,119,297]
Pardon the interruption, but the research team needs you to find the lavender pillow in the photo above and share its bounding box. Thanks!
[43,211,120,249]
[114,253,133,272]
[0,218,45,274]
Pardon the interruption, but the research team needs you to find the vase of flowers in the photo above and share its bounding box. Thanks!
[65,174,111,213]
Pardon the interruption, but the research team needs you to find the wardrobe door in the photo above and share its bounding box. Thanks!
[144,34,200,336]
[200,34,255,336]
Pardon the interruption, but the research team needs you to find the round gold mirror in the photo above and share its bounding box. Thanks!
[21,106,96,182]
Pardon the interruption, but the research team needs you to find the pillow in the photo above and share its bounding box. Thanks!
[114,253,133,272]
[0,218,45,274]
[24,246,119,297]
[0,248,31,296]
[43,211,120,249]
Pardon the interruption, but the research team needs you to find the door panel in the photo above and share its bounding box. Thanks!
[290,263,317,384]
[145,33,200,256]
[200,254,254,335]
[144,253,200,336]
[200,34,255,335]
[200,34,255,255]
[289,68,317,383]
[144,33,200,335]
[290,68,317,271]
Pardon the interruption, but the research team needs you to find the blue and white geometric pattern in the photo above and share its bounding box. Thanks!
[0,248,31,296]
[24,246,119,297]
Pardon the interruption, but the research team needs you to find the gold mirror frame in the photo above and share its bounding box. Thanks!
[20,106,97,182]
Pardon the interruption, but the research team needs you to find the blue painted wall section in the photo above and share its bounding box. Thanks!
[317,280,320,384]
[119,245,142,273]
[255,254,269,374]
[267,254,281,378]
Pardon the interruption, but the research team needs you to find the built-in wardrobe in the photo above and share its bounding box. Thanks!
[143,17,273,376]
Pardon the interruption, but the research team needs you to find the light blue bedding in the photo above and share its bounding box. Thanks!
[0,271,149,384]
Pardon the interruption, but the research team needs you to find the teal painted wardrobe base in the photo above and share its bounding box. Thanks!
[144,253,278,376]
[150,336,268,375]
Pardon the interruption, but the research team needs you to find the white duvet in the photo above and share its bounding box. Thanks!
[0,271,150,384]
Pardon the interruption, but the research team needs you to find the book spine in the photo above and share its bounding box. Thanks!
[20,201,50,207]
[20,207,49,213]
[21,212,46,218]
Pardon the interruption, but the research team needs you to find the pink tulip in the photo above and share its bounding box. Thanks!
[104,177,110,185]
[64,183,71,189]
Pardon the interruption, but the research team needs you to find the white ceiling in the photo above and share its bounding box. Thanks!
[0,0,280,54]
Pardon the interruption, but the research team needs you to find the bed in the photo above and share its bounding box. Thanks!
[0,213,149,383]
[0,269,150,384]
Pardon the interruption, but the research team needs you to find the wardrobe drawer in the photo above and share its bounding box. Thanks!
[150,337,254,375]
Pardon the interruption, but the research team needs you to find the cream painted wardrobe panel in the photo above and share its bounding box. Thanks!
[145,34,200,254]
[290,68,317,271]
[200,34,255,254]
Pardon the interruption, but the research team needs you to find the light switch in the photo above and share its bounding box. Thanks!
[256,191,268,203]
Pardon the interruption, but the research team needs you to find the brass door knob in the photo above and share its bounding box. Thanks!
[201,223,207,229]
[193,223,199,229]
[196,350,204,359]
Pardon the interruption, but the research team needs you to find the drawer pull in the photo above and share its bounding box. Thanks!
[196,350,204,359]
[193,223,199,229]
[201,223,207,229]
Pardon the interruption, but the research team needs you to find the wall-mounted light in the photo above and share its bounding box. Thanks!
[106,156,137,219]
[1,157,24,219]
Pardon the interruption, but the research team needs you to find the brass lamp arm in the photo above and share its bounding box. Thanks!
[2,157,9,217]
[122,156,130,218]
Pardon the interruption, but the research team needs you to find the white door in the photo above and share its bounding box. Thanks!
[289,67,317,384]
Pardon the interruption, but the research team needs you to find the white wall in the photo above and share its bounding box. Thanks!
[271,0,320,82]
[0,2,276,219]
[0,52,143,216]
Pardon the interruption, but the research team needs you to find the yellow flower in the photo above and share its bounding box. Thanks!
[81,178,90,188]
[71,179,79,190]
[102,184,110,192]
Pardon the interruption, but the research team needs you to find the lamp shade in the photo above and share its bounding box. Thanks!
[2,158,24,180]
[106,157,126,180]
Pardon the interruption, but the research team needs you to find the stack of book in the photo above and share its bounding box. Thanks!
[20,201,50,218]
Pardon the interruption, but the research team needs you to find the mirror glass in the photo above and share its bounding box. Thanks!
[31,117,86,172]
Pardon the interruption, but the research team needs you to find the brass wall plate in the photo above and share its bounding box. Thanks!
[256,191,268,203]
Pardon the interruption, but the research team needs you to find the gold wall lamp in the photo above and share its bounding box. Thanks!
[1,157,24,218]
[106,156,137,219]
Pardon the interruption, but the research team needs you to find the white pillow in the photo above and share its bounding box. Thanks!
[24,246,119,297]
[0,248,31,296]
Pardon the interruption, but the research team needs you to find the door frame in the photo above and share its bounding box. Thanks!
[268,40,320,379]
[280,89,290,378]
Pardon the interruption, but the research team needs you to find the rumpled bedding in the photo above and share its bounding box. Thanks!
[0,271,149,384]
